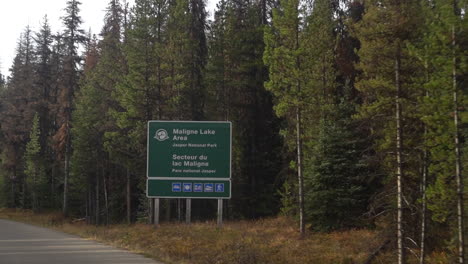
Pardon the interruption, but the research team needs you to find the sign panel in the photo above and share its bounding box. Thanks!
[147,179,231,198]
[147,121,232,199]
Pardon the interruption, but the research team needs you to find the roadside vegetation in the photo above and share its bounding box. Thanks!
[0,209,451,264]
[1,0,468,263]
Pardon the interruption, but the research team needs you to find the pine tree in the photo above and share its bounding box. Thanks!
[206,0,283,219]
[32,16,58,209]
[165,0,207,120]
[72,35,101,221]
[34,16,54,150]
[73,0,128,224]
[55,0,86,215]
[302,0,340,231]
[416,0,468,261]
[353,1,424,263]
[186,0,207,120]
[264,0,310,235]
[108,0,168,221]
[24,113,44,212]
[0,27,37,209]
[0,71,6,207]
[98,0,127,224]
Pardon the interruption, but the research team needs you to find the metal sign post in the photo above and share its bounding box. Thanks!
[186,198,191,224]
[154,198,160,227]
[217,199,223,228]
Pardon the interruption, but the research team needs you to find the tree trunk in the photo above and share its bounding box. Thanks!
[88,187,93,224]
[126,167,131,224]
[420,61,429,264]
[295,6,305,236]
[103,170,109,225]
[395,44,405,264]
[96,171,100,226]
[63,131,70,216]
[85,190,89,225]
[296,106,305,236]
[11,173,16,208]
[32,168,37,212]
[420,148,427,264]
[22,174,26,209]
[452,22,465,264]
[51,163,56,208]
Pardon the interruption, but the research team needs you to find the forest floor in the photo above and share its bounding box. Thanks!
[0,208,449,264]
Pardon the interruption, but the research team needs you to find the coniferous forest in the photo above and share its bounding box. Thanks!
[1,0,468,263]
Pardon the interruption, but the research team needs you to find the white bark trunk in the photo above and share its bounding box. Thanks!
[452,22,464,264]
[420,61,429,264]
[296,106,305,236]
[395,45,405,264]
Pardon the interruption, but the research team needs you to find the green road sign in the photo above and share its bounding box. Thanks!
[146,121,232,199]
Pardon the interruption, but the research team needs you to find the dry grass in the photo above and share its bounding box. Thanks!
[0,208,417,264]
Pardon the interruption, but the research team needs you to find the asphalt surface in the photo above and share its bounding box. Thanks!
[0,219,163,264]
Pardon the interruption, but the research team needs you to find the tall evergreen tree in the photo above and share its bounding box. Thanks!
[207,0,283,219]
[165,0,207,120]
[264,0,310,235]
[0,27,37,208]
[109,0,168,220]
[0,70,6,207]
[98,0,128,223]
[32,16,58,209]
[55,0,86,215]
[74,0,128,224]
[302,1,379,233]
[24,113,44,212]
[34,16,54,151]
[415,0,468,261]
[353,1,424,263]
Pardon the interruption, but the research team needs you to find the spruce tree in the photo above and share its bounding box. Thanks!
[306,88,378,231]
[32,16,58,209]
[34,16,54,150]
[0,70,6,207]
[206,0,283,218]
[109,0,167,221]
[165,0,207,120]
[55,0,86,215]
[0,27,37,209]
[73,0,128,224]
[72,35,101,221]
[24,113,44,212]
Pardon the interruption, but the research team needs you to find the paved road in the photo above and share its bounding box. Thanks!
[0,219,163,264]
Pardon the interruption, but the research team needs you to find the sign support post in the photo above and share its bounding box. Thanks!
[186,199,191,224]
[217,199,223,228]
[154,198,160,227]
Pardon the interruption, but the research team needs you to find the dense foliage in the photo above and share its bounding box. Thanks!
[1,0,468,262]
